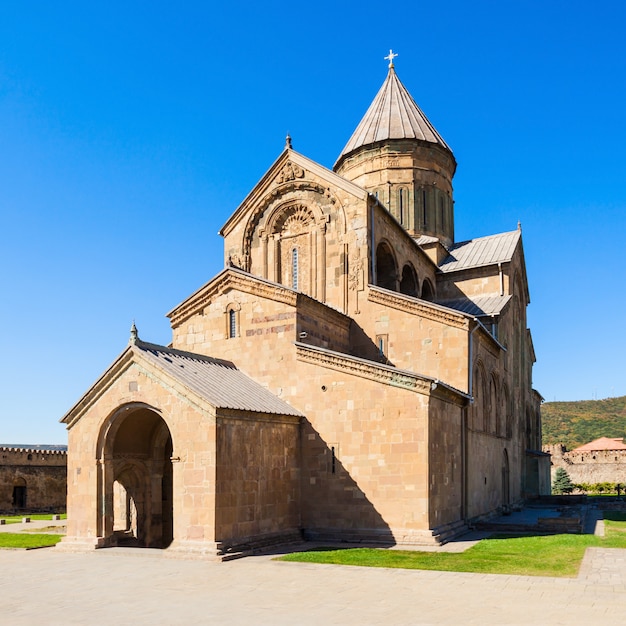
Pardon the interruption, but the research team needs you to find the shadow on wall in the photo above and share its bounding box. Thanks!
[299,418,395,545]
[349,320,396,367]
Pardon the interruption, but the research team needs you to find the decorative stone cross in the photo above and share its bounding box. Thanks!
[384,49,398,68]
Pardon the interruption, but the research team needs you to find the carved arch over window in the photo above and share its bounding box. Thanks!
[241,179,345,274]
[268,204,315,236]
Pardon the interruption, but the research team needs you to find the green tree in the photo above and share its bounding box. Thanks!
[552,468,575,495]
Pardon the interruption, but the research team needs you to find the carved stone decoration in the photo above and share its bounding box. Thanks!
[277,161,305,183]
[276,205,314,236]
[228,254,244,269]
[348,251,364,291]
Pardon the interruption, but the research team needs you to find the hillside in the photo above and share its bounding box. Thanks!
[541,395,626,450]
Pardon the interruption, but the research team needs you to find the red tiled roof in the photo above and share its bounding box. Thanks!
[572,437,626,452]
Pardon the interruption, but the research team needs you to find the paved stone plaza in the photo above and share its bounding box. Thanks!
[1,545,626,625]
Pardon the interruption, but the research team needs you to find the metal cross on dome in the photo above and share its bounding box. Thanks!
[384,49,398,68]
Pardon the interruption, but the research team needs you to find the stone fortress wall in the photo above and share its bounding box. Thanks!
[0,446,67,513]
[544,443,626,485]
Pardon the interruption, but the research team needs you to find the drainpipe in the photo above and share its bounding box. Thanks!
[465,319,481,524]
[370,198,376,285]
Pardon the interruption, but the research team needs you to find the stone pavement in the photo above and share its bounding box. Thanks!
[1,544,626,625]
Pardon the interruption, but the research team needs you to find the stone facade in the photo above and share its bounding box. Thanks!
[0,446,67,513]
[546,443,626,485]
[60,61,546,558]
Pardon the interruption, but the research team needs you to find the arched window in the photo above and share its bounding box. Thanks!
[225,303,241,339]
[439,194,445,230]
[291,247,299,291]
[489,375,498,434]
[229,309,236,338]
[421,278,435,302]
[375,242,397,291]
[400,264,418,297]
[398,188,406,225]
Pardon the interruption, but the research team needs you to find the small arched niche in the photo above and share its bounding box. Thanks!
[400,263,418,297]
[376,242,398,291]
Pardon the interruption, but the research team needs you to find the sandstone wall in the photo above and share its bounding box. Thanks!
[545,444,626,484]
[0,447,66,513]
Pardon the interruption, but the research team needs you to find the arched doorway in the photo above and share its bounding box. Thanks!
[97,405,173,549]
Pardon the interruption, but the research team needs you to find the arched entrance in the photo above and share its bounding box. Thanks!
[97,404,173,548]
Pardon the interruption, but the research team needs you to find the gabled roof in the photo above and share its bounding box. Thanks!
[336,67,452,165]
[437,295,512,317]
[220,148,369,238]
[572,437,626,452]
[438,230,521,273]
[134,341,302,416]
[61,338,302,427]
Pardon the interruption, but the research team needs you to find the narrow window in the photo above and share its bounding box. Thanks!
[229,309,236,338]
[376,334,388,358]
[398,188,405,225]
[439,195,444,229]
[422,189,428,228]
[331,446,336,474]
[292,248,299,290]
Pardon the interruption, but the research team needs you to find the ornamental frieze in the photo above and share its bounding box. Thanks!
[295,343,432,396]
[368,286,468,330]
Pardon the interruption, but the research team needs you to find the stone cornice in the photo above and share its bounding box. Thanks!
[295,343,469,405]
[367,285,469,330]
[167,268,298,327]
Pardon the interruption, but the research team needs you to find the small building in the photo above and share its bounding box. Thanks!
[0,445,67,513]
[546,438,626,485]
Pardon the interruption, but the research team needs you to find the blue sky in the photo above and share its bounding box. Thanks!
[1,1,625,444]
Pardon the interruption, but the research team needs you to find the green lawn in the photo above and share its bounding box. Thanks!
[0,513,66,524]
[0,533,63,549]
[278,514,626,577]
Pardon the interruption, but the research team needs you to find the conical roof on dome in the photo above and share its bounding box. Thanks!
[336,66,452,165]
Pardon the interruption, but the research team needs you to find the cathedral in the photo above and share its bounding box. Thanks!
[60,56,548,557]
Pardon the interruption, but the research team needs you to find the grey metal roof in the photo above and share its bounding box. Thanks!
[135,341,302,417]
[336,67,451,163]
[413,234,440,246]
[439,230,521,273]
[437,295,512,317]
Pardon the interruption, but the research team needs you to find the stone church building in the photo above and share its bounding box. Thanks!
[60,58,547,557]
